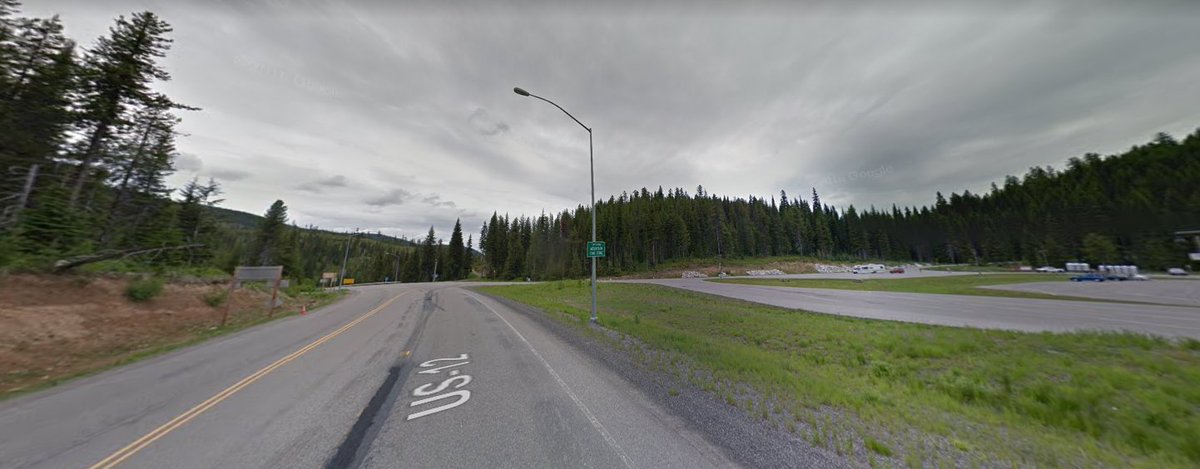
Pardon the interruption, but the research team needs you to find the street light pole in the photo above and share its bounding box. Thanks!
[339,228,359,288]
[515,86,598,323]
[392,252,401,283]
[433,239,440,283]
[588,129,596,323]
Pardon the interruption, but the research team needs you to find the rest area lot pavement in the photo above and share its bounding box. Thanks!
[616,272,1200,340]
[985,278,1200,308]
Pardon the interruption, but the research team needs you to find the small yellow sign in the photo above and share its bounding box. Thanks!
[342,278,355,285]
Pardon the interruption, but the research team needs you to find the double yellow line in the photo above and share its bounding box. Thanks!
[89,291,410,469]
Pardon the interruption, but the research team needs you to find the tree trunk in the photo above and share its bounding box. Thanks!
[69,119,110,208]
[100,120,154,245]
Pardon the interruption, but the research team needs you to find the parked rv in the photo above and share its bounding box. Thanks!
[1097,265,1142,281]
[851,264,886,274]
[1065,262,1091,272]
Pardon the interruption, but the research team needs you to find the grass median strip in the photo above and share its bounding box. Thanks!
[478,282,1200,468]
[714,273,1142,303]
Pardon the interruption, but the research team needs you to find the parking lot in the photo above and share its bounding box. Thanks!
[986,278,1200,308]
[621,274,1200,339]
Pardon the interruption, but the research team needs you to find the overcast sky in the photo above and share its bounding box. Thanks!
[27,0,1200,240]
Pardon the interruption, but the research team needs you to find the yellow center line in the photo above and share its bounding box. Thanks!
[88,291,411,469]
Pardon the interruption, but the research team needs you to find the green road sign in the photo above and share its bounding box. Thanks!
[586,241,606,258]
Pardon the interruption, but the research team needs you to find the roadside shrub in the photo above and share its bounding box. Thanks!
[938,374,994,405]
[203,290,228,307]
[0,236,18,267]
[126,277,165,302]
[285,278,318,297]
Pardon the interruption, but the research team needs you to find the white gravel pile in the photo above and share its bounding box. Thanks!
[681,271,709,278]
[746,269,785,276]
[814,264,852,273]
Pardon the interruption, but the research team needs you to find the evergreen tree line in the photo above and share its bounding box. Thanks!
[479,130,1200,279]
[0,3,476,285]
[211,200,472,284]
[0,3,195,260]
[384,220,472,283]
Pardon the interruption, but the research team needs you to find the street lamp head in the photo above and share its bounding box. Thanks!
[513,87,531,97]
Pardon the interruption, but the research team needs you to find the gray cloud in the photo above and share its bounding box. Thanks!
[231,53,344,99]
[207,168,252,182]
[28,0,1200,239]
[421,194,456,208]
[364,188,413,207]
[175,152,203,172]
[468,108,510,136]
[296,174,349,193]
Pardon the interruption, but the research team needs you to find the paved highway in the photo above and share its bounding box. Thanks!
[622,278,1200,339]
[0,283,737,469]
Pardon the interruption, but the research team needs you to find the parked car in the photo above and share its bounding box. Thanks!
[1070,273,1106,282]
[1035,266,1065,273]
[1167,268,1189,276]
[889,267,905,274]
[1130,274,1150,281]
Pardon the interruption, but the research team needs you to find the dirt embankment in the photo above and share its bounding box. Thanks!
[0,274,308,396]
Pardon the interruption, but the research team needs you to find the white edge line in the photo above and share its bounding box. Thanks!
[464,292,635,469]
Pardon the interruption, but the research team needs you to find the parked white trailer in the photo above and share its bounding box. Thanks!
[1066,262,1091,272]
[1098,265,1140,280]
[851,264,887,274]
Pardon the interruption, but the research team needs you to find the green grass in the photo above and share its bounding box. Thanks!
[477,282,1200,468]
[78,260,231,279]
[713,273,1142,303]
[866,437,894,456]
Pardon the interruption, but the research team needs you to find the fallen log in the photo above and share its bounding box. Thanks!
[53,244,205,272]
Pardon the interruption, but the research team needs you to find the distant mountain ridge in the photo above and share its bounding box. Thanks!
[204,206,418,247]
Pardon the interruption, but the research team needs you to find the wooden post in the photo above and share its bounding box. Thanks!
[220,267,240,327]
[268,273,281,318]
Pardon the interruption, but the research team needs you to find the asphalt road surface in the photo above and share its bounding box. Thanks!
[0,283,736,469]
[623,278,1200,339]
[985,279,1200,307]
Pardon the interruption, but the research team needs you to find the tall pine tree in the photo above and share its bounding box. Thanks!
[252,200,288,266]
[447,218,465,280]
[70,11,180,208]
